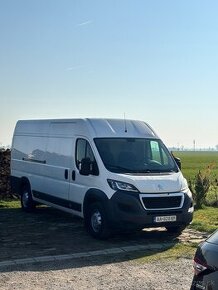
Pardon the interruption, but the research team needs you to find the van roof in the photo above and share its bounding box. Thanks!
[15,118,159,138]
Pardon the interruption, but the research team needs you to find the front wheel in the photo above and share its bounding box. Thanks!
[21,185,36,212]
[85,202,111,240]
[166,225,186,234]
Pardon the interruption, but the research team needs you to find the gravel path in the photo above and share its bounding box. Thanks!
[0,255,193,290]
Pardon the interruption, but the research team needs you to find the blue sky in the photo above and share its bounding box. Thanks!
[0,0,218,148]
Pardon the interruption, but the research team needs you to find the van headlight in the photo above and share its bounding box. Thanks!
[181,186,194,213]
[107,179,139,192]
[181,186,193,199]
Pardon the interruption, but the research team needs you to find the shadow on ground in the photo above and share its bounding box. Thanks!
[0,206,181,263]
[0,207,181,262]
[0,205,181,273]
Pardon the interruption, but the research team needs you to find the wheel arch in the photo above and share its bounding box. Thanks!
[83,188,109,218]
[19,177,31,195]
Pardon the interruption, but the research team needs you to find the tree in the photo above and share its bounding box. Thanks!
[189,163,214,209]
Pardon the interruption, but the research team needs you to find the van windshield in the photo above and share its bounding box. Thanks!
[94,138,178,174]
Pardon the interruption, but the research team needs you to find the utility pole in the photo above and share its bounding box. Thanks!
[193,140,196,151]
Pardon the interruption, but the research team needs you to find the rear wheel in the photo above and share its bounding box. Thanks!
[85,202,111,239]
[21,185,36,212]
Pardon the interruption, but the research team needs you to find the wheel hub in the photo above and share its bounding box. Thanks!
[22,192,29,207]
[91,210,102,233]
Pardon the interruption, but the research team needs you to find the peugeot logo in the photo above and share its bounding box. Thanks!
[157,184,163,191]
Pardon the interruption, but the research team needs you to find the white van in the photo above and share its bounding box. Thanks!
[11,118,194,239]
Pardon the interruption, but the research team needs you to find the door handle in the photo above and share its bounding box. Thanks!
[72,170,76,181]
[65,169,68,180]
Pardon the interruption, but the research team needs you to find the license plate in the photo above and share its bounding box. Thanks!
[154,215,177,223]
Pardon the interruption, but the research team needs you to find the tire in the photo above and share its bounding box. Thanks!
[21,185,36,212]
[85,202,111,240]
[166,225,186,234]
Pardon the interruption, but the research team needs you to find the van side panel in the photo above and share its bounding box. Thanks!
[40,136,73,202]
[11,120,83,215]
[11,134,47,195]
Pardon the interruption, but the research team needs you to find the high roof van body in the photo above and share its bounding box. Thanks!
[11,118,193,238]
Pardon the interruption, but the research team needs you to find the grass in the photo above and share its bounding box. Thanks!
[175,150,218,207]
[189,206,218,233]
[137,243,196,263]
[174,151,218,181]
[0,199,20,208]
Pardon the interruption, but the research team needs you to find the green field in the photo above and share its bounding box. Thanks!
[173,151,218,181]
[172,151,218,207]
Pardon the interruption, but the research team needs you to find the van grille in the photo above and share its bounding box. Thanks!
[141,194,183,210]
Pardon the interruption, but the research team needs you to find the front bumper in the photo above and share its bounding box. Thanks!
[108,190,193,230]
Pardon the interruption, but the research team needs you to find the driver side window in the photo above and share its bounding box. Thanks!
[76,139,98,174]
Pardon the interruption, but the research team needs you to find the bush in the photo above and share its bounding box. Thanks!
[189,163,215,209]
[205,179,218,207]
[0,148,18,200]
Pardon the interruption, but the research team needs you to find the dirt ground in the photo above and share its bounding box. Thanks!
[0,205,206,263]
[0,205,208,290]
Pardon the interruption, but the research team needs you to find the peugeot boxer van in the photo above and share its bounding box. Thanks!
[11,118,194,239]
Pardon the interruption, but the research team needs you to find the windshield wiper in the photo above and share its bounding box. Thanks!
[146,169,178,173]
[105,164,138,173]
[105,164,178,174]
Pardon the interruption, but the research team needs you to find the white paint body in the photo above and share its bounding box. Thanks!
[11,118,193,227]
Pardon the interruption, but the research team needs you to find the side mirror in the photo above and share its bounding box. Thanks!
[171,151,181,170]
[174,156,181,170]
[79,158,92,176]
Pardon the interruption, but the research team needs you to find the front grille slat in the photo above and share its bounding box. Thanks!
[140,193,184,210]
